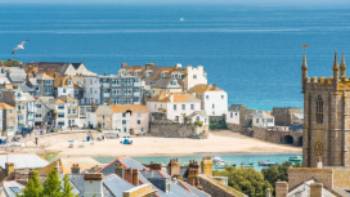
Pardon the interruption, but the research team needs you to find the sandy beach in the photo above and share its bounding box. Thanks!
[14,130,301,158]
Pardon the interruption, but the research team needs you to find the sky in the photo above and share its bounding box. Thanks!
[1,0,350,6]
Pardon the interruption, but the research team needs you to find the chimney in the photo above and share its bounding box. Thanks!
[131,169,139,185]
[71,163,80,174]
[124,168,132,183]
[187,160,199,186]
[83,173,103,197]
[310,183,323,197]
[115,162,124,178]
[123,168,139,185]
[5,162,14,176]
[275,181,288,197]
[167,159,180,177]
[201,157,213,177]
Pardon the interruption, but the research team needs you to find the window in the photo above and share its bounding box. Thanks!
[316,95,324,124]
[173,104,177,111]
[191,104,194,110]
[212,104,215,109]
[122,120,126,124]
[137,120,141,125]
[221,95,225,99]
[206,95,209,99]
[182,104,186,110]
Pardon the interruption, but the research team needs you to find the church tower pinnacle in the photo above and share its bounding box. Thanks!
[340,52,347,79]
[333,51,339,87]
[301,53,308,93]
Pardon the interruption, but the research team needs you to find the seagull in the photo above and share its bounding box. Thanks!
[12,40,28,55]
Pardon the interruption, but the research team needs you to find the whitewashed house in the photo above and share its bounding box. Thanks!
[33,96,55,128]
[251,110,275,128]
[183,65,208,90]
[0,103,17,137]
[189,84,228,117]
[54,76,75,98]
[96,104,149,136]
[147,93,201,123]
[54,96,80,129]
[227,108,240,125]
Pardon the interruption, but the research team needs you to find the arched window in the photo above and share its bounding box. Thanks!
[316,95,324,124]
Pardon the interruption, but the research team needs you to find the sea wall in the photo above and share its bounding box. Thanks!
[227,124,303,147]
[149,120,208,139]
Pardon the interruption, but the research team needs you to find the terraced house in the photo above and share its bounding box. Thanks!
[118,63,208,97]
[99,74,144,105]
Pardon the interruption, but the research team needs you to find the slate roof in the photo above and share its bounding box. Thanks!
[0,154,48,170]
[99,157,210,197]
[2,180,24,197]
[103,174,135,197]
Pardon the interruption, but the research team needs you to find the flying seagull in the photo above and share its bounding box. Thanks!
[12,40,28,55]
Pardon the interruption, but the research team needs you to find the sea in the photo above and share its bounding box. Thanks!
[0,4,350,109]
[95,153,301,171]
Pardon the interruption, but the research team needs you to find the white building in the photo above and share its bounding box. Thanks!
[147,93,201,123]
[184,65,208,90]
[189,84,228,117]
[54,96,80,129]
[226,108,240,125]
[251,110,275,128]
[96,104,149,136]
[54,76,75,98]
[33,96,55,128]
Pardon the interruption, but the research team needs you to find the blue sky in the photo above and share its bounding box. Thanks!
[1,0,350,6]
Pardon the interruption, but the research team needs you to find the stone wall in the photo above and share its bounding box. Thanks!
[198,174,247,197]
[149,120,208,139]
[288,168,333,189]
[227,125,303,147]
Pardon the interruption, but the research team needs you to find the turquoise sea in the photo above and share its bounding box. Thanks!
[95,153,301,170]
[1,4,350,109]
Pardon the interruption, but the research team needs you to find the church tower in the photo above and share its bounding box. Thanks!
[303,51,350,167]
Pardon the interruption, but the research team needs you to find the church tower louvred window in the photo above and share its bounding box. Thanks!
[316,95,324,124]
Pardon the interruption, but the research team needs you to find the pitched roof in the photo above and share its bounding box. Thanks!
[0,102,14,110]
[149,93,200,103]
[0,154,48,170]
[55,96,77,104]
[189,84,223,94]
[111,104,148,113]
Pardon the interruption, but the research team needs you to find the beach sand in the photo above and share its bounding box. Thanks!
[19,130,301,157]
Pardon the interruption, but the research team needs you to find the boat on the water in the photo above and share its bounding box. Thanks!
[213,156,225,166]
[288,156,302,163]
[258,160,276,167]
[240,162,254,168]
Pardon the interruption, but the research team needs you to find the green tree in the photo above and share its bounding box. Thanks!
[62,175,74,197]
[43,168,62,197]
[261,162,299,195]
[214,167,271,197]
[18,170,43,197]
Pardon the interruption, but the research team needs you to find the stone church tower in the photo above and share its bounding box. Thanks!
[303,51,350,167]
